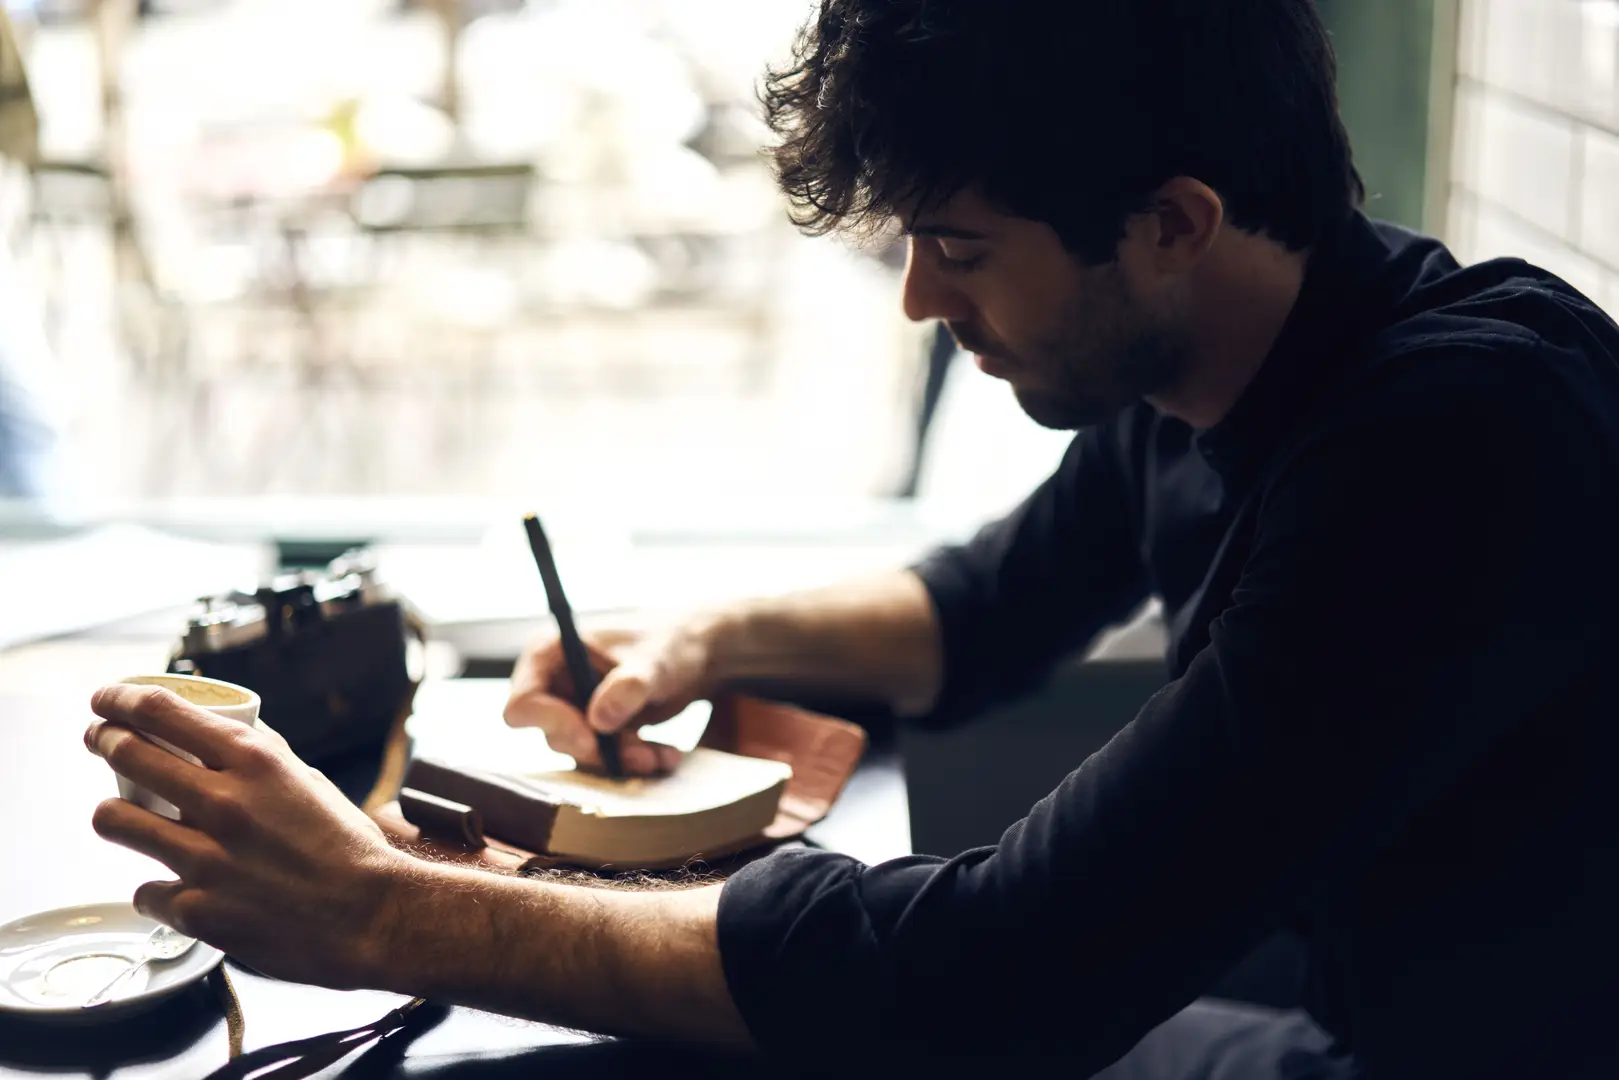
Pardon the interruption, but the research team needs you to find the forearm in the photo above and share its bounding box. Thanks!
[369,862,753,1047]
[702,570,943,717]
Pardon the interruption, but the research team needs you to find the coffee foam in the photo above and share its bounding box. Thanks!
[121,675,252,707]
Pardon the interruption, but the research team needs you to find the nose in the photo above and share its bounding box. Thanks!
[900,240,974,324]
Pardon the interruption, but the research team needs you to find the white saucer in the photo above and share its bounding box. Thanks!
[0,902,224,1023]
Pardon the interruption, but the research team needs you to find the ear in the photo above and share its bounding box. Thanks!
[1126,177,1225,272]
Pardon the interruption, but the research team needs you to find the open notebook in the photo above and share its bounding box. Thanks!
[395,679,864,870]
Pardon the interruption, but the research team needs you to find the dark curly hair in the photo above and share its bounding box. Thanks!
[763,0,1365,264]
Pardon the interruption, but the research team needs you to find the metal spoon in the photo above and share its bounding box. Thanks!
[81,924,198,1008]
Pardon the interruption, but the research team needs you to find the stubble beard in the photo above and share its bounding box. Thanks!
[1013,278,1190,431]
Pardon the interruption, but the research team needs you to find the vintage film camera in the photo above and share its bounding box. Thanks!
[168,551,422,769]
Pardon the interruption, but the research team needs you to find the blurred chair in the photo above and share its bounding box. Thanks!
[895,323,960,498]
[902,631,1168,858]
[351,158,535,237]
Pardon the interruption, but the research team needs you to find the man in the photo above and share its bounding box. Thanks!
[84,1,1619,1077]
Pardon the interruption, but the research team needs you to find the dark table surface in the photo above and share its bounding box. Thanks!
[0,651,909,1079]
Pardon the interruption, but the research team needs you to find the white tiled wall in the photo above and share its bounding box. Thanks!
[1446,0,1619,317]
[1581,127,1619,266]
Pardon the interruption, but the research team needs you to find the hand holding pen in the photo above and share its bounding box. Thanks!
[521,513,625,776]
[504,515,696,776]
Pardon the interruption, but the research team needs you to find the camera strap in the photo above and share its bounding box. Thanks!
[201,965,445,1080]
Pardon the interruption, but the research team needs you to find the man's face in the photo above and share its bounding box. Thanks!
[901,190,1190,430]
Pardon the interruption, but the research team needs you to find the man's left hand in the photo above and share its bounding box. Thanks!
[84,683,413,989]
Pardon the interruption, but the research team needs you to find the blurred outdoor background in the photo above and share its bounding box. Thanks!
[3,0,1074,520]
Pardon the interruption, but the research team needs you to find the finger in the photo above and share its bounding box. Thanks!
[504,693,669,777]
[651,742,686,773]
[248,719,308,770]
[503,690,597,754]
[131,879,189,932]
[92,796,212,878]
[509,634,562,693]
[615,739,655,775]
[551,726,663,776]
[587,649,695,734]
[503,684,581,731]
[595,731,676,776]
[90,685,257,770]
[86,725,217,818]
[587,658,658,733]
[621,695,689,730]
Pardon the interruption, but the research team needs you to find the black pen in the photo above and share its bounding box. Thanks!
[522,513,624,778]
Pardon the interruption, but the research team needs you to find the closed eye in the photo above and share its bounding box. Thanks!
[939,253,986,273]
[934,241,987,274]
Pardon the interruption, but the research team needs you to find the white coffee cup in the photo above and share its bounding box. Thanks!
[112,674,262,820]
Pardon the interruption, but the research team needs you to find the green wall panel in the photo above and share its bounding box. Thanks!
[1317,0,1444,231]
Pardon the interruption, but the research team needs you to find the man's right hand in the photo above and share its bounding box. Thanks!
[503,621,716,775]
[505,571,944,775]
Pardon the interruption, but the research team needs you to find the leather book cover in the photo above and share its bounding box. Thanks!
[400,756,563,855]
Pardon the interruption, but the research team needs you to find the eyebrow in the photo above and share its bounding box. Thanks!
[903,224,989,241]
